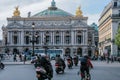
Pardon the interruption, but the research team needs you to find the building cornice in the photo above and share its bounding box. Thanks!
[7,16,88,21]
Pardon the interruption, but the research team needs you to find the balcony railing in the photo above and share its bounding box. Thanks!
[112,14,120,18]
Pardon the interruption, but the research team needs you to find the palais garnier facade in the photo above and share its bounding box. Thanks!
[2,0,95,57]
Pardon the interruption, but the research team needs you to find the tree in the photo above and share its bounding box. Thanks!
[115,25,120,47]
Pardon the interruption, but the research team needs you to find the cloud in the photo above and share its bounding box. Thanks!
[0,0,81,26]
[85,13,100,25]
[0,0,111,40]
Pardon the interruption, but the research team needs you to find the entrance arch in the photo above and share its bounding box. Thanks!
[88,49,92,57]
[65,48,71,56]
[77,48,82,57]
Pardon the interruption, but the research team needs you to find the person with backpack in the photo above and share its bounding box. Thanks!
[36,54,53,80]
[55,54,66,70]
[80,54,93,79]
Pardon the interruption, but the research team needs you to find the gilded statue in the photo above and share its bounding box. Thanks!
[13,6,20,16]
[76,6,83,17]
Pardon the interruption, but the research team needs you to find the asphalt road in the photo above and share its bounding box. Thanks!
[0,61,120,80]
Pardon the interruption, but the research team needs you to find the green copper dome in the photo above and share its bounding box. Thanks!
[32,0,73,17]
[90,23,98,31]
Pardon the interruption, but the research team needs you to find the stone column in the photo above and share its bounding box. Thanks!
[10,32,12,45]
[19,31,21,45]
[63,31,65,45]
[7,31,10,44]
[53,31,55,45]
[83,30,85,45]
[8,31,11,45]
[18,31,21,44]
[21,30,24,45]
[11,32,13,45]
[75,31,77,45]
[85,30,88,45]
[42,32,44,45]
[60,31,62,45]
[40,32,43,45]
[50,32,52,44]
[71,30,74,45]
[92,33,95,46]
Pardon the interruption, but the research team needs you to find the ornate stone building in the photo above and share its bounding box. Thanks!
[2,0,95,57]
[99,0,120,56]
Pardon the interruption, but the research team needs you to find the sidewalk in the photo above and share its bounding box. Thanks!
[1,55,31,65]
[3,61,31,65]
[92,60,120,67]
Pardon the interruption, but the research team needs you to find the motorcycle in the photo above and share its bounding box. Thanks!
[36,67,48,80]
[55,63,64,74]
[0,62,5,69]
[67,58,73,69]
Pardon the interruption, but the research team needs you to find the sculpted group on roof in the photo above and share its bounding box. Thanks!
[13,6,20,17]
[12,0,84,18]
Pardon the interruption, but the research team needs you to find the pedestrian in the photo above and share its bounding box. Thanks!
[23,54,27,64]
[13,54,17,62]
[19,53,22,62]
[110,55,113,63]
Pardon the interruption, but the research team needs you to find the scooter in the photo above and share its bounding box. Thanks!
[36,67,48,80]
[55,63,64,74]
[67,58,73,69]
[73,56,78,66]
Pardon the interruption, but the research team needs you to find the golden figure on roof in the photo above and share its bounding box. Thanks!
[13,6,20,17]
[75,6,83,17]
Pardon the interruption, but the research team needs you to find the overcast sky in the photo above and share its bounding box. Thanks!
[0,0,111,40]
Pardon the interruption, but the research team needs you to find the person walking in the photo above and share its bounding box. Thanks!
[23,54,27,64]
[19,53,22,62]
[13,54,17,62]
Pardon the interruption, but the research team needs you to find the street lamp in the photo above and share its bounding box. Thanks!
[43,33,48,55]
[30,22,37,56]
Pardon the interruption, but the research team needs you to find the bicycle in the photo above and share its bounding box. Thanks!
[78,71,91,80]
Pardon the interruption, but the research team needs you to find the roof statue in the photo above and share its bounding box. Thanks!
[48,0,57,10]
[51,0,56,7]
[13,6,20,17]
[75,6,83,17]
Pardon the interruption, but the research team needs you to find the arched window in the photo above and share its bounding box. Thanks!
[65,48,71,56]
[25,36,29,44]
[36,36,40,44]
[55,35,60,44]
[77,35,82,44]
[13,36,18,44]
[46,35,50,44]
[65,35,71,44]
[77,48,82,57]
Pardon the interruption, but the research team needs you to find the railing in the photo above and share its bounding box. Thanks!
[112,14,120,17]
